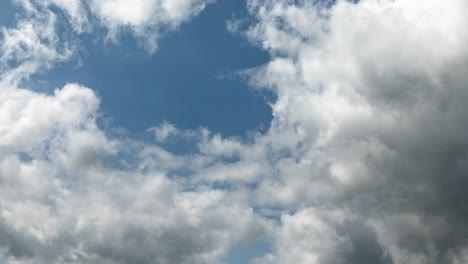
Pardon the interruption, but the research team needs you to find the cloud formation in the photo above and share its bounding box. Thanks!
[3,0,214,60]
[242,0,468,263]
[0,81,272,263]
[1,0,468,263]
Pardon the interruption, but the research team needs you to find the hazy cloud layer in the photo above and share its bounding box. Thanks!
[1,0,468,263]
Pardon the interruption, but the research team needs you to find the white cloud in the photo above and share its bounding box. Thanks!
[253,208,353,264]
[148,121,179,142]
[0,82,272,264]
[68,0,214,52]
[242,0,468,262]
[0,6,74,85]
[2,0,214,66]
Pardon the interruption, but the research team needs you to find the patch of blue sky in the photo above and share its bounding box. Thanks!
[32,0,273,141]
[0,1,15,28]
[226,240,273,264]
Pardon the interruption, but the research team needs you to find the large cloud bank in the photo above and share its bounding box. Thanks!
[1,0,468,263]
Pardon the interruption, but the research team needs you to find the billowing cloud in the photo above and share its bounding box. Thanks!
[58,0,214,52]
[242,0,468,263]
[0,81,272,264]
[1,0,468,263]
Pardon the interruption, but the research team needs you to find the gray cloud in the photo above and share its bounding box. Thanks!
[243,0,468,263]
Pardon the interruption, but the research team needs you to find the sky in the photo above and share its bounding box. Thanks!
[18,0,272,137]
[1,0,468,264]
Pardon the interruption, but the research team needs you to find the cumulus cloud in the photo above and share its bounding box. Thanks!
[242,0,468,263]
[64,0,214,52]
[0,81,272,263]
[2,0,468,263]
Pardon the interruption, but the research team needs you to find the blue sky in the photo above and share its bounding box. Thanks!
[27,1,272,138]
[0,2,13,27]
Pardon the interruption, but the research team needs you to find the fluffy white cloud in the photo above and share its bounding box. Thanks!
[51,0,214,52]
[0,82,272,264]
[243,0,468,263]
